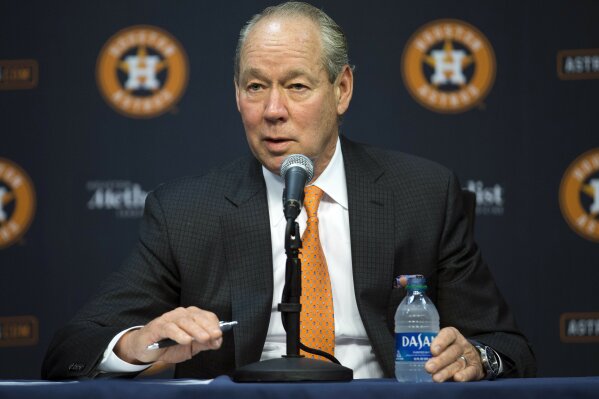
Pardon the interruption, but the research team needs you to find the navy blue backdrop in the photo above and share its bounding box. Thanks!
[1,0,598,379]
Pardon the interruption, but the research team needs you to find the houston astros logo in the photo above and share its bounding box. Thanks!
[0,158,36,249]
[402,19,496,113]
[96,25,189,118]
[560,149,599,242]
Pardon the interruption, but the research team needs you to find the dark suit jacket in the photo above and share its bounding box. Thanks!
[42,137,536,379]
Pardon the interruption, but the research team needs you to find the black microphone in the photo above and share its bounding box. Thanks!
[280,154,314,221]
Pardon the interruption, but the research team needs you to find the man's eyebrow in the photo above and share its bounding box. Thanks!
[281,69,319,85]
[240,68,319,85]
[240,68,269,83]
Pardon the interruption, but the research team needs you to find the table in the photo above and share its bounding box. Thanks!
[1,376,598,399]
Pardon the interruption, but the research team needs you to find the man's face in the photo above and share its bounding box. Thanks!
[235,16,353,179]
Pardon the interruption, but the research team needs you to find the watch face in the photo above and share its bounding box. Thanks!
[484,346,500,374]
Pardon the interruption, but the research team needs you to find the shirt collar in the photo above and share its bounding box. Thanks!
[263,138,348,228]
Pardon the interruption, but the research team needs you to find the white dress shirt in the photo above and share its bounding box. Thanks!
[99,138,383,378]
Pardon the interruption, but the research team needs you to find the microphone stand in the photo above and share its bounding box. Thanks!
[232,218,353,382]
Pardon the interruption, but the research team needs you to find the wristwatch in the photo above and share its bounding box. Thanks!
[473,343,500,380]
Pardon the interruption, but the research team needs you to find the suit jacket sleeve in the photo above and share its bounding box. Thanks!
[434,172,536,377]
[42,158,267,380]
[41,190,182,380]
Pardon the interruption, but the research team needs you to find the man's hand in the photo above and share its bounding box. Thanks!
[425,327,485,382]
[114,307,223,365]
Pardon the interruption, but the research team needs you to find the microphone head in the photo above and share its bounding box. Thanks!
[280,154,314,183]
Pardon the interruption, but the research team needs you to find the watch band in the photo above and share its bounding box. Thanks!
[473,343,500,380]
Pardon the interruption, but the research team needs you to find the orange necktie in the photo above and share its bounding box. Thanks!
[299,185,335,359]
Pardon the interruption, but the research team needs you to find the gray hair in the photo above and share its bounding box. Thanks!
[234,2,353,84]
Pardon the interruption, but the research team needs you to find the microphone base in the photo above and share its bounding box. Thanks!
[232,357,353,382]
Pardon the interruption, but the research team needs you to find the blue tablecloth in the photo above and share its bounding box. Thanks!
[1,376,598,399]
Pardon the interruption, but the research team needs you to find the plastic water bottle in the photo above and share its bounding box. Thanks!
[394,276,439,382]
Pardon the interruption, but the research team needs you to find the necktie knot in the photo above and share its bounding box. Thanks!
[303,186,324,218]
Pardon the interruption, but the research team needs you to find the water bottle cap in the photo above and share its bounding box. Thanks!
[407,276,427,290]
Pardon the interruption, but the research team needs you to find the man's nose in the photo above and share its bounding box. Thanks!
[264,87,289,122]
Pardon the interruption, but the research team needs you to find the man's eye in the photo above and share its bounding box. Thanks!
[291,83,306,90]
[247,83,262,91]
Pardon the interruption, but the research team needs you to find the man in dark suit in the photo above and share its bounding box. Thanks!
[42,2,535,381]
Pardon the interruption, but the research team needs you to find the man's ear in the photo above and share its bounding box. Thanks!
[335,65,353,116]
[234,78,241,112]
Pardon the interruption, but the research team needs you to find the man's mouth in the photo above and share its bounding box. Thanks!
[265,137,290,143]
[263,137,293,153]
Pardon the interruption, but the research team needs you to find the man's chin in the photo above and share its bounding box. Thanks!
[259,157,285,176]
[256,149,309,175]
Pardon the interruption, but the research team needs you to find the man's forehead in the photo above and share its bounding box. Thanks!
[238,16,324,79]
[242,15,321,54]
[251,14,318,35]
[255,19,285,36]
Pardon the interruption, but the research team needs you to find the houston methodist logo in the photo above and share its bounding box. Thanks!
[402,19,496,113]
[559,148,599,242]
[86,180,148,218]
[96,25,189,118]
[0,158,36,249]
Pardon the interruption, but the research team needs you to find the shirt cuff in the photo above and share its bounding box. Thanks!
[97,326,153,373]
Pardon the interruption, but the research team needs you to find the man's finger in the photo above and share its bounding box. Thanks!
[453,365,481,382]
[176,317,213,344]
[161,321,195,346]
[430,327,459,356]
[189,311,222,338]
[432,355,468,382]
[190,336,223,355]
[425,342,462,375]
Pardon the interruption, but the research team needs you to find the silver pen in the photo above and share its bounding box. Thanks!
[146,320,238,350]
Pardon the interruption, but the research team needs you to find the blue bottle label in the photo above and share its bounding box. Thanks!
[395,332,437,362]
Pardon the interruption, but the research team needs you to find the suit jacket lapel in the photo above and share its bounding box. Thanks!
[220,158,273,367]
[342,136,397,376]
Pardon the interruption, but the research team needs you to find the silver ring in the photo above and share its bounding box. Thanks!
[459,355,468,367]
